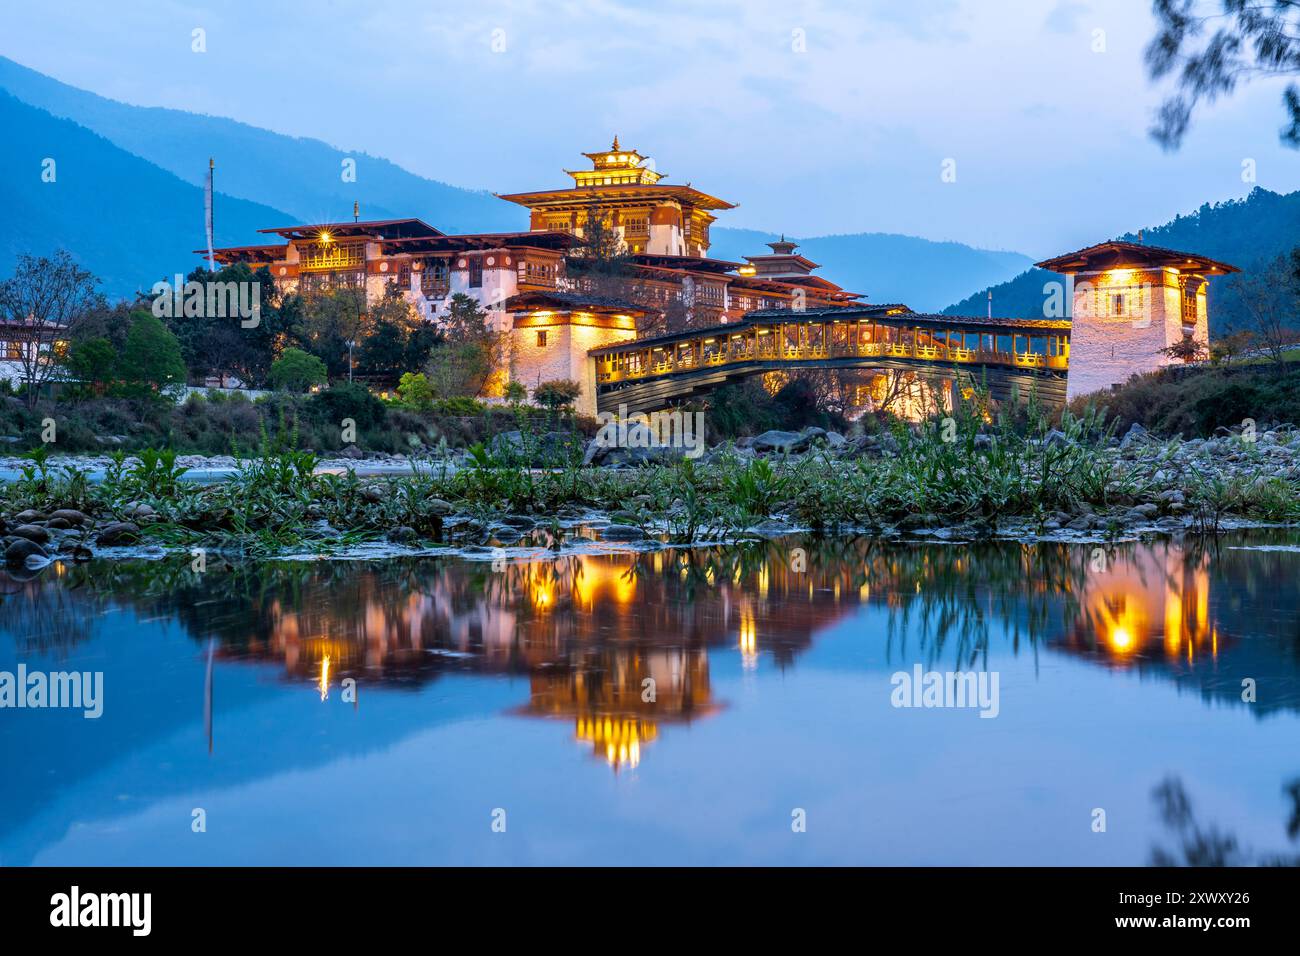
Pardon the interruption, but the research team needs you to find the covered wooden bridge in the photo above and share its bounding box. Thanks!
[588,305,1071,415]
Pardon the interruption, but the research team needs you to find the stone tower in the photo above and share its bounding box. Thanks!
[1036,241,1238,400]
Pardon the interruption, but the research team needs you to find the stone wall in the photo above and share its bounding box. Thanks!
[1065,268,1206,400]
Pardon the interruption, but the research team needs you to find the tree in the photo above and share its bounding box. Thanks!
[426,293,502,397]
[306,381,387,431]
[119,311,187,394]
[1229,251,1300,362]
[1147,1,1300,149]
[503,380,528,405]
[396,371,435,409]
[157,263,290,388]
[0,250,103,407]
[562,209,694,335]
[355,318,409,382]
[63,337,117,398]
[574,206,629,266]
[403,322,439,372]
[1160,336,1209,362]
[269,348,328,392]
[294,287,369,381]
[73,299,140,354]
[354,285,428,384]
[1210,329,1255,363]
[532,379,582,410]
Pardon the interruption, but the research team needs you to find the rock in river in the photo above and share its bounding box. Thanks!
[4,537,48,566]
[96,521,141,547]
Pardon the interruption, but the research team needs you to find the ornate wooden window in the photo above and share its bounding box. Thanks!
[1181,281,1199,325]
[299,241,364,271]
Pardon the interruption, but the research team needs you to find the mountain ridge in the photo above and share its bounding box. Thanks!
[942,187,1300,331]
[0,54,1044,308]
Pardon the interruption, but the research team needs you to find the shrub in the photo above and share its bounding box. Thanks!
[269,348,328,392]
[533,379,582,410]
[305,382,387,431]
[431,396,486,416]
[397,371,435,410]
[1070,363,1300,437]
[118,312,187,394]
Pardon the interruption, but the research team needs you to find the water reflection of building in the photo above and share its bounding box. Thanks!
[197,549,862,769]
[25,533,1300,775]
[1062,543,1221,669]
[513,646,716,770]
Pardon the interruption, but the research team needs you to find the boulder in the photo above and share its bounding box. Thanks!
[96,521,141,547]
[4,537,48,566]
[498,514,536,530]
[751,430,806,454]
[1120,422,1148,449]
[490,526,523,543]
[488,430,525,457]
[10,524,50,544]
[601,523,648,541]
[386,526,418,543]
[584,421,684,467]
[49,509,91,526]
[494,429,584,466]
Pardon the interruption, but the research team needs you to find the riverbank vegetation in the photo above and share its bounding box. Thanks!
[1070,360,1300,437]
[3,399,1297,565]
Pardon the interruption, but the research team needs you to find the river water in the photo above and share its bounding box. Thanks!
[3,531,1298,865]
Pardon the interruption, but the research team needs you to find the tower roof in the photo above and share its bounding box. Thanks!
[499,140,735,209]
[568,137,665,187]
[257,218,443,242]
[1035,240,1239,275]
[743,235,819,276]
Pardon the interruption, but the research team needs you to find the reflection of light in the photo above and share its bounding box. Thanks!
[739,606,758,670]
[1109,627,1134,653]
[574,559,636,607]
[576,716,654,770]
[318,654,331,700]
[1164,590,1182,656]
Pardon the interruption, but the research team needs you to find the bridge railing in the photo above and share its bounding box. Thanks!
[596,335,1067,384]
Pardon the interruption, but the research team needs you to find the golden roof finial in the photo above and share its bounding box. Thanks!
[612,135,620,150]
